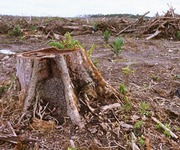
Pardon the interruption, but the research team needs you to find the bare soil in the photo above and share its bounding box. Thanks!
[0,17,180,150]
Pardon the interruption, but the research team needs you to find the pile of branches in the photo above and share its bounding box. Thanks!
[115,7,180,40]
[0,7,180,40]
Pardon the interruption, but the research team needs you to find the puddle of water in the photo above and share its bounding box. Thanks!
[0,49,16,55]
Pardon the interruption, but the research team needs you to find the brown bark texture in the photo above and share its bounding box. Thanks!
[16,47,120,128]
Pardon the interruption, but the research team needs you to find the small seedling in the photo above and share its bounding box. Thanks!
[86,44,96,58]
[49,32,81,49]
[143,83,147,88]
[156,122,171,138]
[92,59,100,67]
[68,148,77,150]
[139,102,149,116]
[138,135,145,145]
[3,39,8,43]
[109,37,124,57]
[9,25,21,36]
[119,84,128,94]
[156,122,162,129]
[120,97,132,113]
[150,75,159,81]
[164,124,171,138]
[122,65,135,85]
[174,75,180,79]
[134,120,143,129]
[102,30,111,43]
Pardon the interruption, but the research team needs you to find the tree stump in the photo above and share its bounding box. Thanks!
[16,47,121,128]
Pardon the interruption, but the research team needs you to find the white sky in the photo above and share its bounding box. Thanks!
[0,0,180,17]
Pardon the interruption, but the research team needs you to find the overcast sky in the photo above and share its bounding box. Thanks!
[0,0,180,17]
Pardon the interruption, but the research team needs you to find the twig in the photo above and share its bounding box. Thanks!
[131,132,140,150]
[0,133,41,144]
[114,140,126,149]
[151,116,178,139]
[7,121,17,136]
[101,103,121,112]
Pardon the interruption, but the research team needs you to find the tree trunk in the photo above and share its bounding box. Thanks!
[16,47,120,128]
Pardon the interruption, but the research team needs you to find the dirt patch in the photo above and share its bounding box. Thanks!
[0,17,180,150]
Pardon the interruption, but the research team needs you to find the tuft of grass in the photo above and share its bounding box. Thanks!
[109,37,124,57]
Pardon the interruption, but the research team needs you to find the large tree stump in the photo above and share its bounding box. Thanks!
[16,47,120,128]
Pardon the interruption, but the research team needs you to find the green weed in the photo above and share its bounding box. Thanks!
[92,59,100,67]
[122,65,135,85]
[86,44,95,58]
[9,26,21,36]
[139,102,150,116]
[150,75,159,81]
[109,37,124,57]
[119,84,128,94]
[138,135,145,146]
[48,32,81,49]
[102,30,111,43]
[134,120,143,129]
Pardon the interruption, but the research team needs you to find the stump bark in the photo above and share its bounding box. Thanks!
[16,47,120,128]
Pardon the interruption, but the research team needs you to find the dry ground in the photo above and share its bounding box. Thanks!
[0,24,180,149]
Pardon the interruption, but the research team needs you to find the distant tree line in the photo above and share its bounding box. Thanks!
[86,13,151,18]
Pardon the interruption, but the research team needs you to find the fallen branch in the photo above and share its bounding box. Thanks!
[151,116,178,139]
[145,30,161,40]
[131,132,140,150]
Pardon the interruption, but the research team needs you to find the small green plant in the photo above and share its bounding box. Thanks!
[9,26,21,36]
[156,122,162,129]
[176,30,180,39]
[156,122,171,138]
[164,124,171,138]
[48,32,81,49]
[122,65,135,85]
[86,44,96,58]
[102,30,111,43]
[90,21,98,31]
[150,75,159,81]
[68,148,77,150]
[120,97,132,113]
[92,59,100,67]
[139,102,150,116]
[3,39,8,43]
[119,84,128,94]
[174,75,180,79]
[143,83,147,88]
[109,37,124,57]
[138,135,145,145]
[134,120,143,129]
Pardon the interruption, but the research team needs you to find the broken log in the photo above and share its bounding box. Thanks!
[16,47,121,128]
